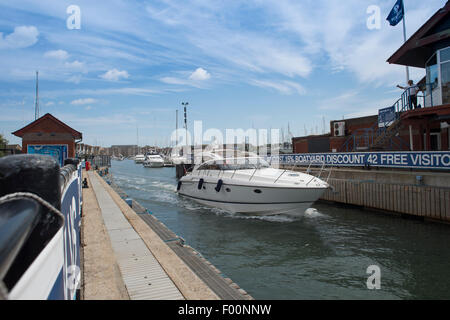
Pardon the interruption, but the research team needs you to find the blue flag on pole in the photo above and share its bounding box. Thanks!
[386,0,404,26]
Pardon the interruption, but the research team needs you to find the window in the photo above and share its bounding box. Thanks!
[426,54,438,93]
[440,47,450,63]
[441,61,450,84]
[441,61,450,104]
[424,132,441,151]
[197,157,271,171]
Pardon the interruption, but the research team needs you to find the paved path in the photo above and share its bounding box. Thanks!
[87,171,184,300]
[82,171,129,300]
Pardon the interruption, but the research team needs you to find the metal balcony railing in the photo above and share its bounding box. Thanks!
[339,83,436,152]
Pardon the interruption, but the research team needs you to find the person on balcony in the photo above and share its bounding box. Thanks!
[397,80,419,110]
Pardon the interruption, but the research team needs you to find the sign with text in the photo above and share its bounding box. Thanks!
[378,106,396,128]
[269,152,450,170]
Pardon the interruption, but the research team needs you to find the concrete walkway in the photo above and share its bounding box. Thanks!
[87,171,184,300]
[81,171,129,300]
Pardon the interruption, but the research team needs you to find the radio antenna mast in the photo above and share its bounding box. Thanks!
[34,71,39,120]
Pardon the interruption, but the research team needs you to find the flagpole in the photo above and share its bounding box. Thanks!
[402,4,410,83]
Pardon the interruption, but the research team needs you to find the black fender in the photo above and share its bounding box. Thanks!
[215,179,223,192]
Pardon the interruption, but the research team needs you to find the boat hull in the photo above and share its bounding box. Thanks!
[144,162,164,168]
[178,180,326,217]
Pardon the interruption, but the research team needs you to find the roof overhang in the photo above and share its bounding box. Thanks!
[12,113,82,140]
[387,3,450,68]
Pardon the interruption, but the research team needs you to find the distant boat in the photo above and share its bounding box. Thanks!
[134,154,145,164]
[162,154,175,167]
[143,154,164,168]
[111,154,125,161]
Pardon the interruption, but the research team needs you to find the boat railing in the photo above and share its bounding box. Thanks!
[280,160,334,185]
[193,158,334,186]
[249,168,258,181]
[273,170,287,184]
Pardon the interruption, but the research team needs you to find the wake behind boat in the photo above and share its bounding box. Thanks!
[177,150,329,217]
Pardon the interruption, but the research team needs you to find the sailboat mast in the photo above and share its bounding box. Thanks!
[34,71,39,120]
[176,109,178,146]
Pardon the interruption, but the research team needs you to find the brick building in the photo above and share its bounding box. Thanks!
[12,113,82,165]
[110,145,139,157]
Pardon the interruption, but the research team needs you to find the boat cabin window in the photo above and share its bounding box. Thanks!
[197,158,270,171]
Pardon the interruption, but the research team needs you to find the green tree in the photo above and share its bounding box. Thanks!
[0,134,9,157]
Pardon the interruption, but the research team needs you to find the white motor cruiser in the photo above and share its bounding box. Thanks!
[134,154,146,164]
[143,155,165,168]
[177,150,330,217]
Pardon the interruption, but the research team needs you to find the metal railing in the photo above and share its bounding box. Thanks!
[190,159,333,185]
[81,155,111,168]
[396,83,435,113]
[339,83,436,152]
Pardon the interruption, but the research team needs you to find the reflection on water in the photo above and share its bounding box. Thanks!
[110,160,450,300]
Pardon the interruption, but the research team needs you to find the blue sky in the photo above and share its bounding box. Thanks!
[0,0,445,147]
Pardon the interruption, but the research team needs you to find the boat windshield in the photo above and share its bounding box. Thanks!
[197,157,270,171]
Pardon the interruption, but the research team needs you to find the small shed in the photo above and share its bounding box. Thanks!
[12,113,82,166]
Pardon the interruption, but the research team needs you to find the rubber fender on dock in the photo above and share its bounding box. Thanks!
[0,196,64,291]
[215,179,223,192]
[177,181,182,191]
[198,178,204,190]
[0,155,61,210]
[64,158,80,167]
[0,198,41,281]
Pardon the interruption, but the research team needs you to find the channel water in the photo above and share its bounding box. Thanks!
[110,159,450,299]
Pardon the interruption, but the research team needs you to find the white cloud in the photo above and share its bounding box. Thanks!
[160,71,209,88]
[67,75,82,84]
[44,50,69,60]
[146,2,312,78]
[65,60,85,69]
[71,98,97,105]
[317,89,398,118]
[160,77,189,85]
[0,26,39,49]
[250,79,306,95]
[261,0,440,85]
[100,69,130,81]
[189,68,211,81]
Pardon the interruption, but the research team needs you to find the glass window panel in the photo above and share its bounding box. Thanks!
[441,61,450,84]
[426,53,438,95]
[426,64,438,90]
[440,47,450,63]
[442,61,450,104]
